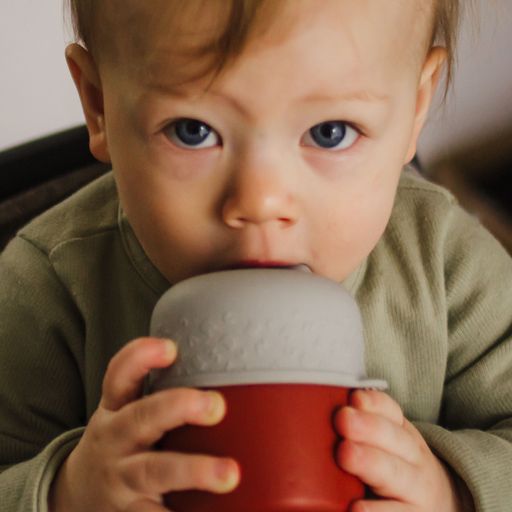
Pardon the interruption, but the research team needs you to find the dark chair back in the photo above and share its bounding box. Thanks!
[0,126,109,250]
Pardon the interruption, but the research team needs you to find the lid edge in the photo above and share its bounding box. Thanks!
[150,370,388,391]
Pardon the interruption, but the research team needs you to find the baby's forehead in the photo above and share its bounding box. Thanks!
[100,0,432,82]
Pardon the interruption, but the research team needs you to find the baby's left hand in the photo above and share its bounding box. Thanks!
[334,390,462,512]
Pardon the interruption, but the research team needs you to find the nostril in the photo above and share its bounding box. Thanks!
[221,194,298,228]
[226,217,246,228]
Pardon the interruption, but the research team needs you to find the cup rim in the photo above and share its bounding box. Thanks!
[149,369,388,391]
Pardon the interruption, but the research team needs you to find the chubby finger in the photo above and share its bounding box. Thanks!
[119,451,240,495]
[335,407,419,465]
[338,441,419,501]
[113,388,226,450]
[101,338,177,411]
[349,390,404,426]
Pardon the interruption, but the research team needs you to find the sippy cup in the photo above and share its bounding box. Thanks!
[148,267,386,511]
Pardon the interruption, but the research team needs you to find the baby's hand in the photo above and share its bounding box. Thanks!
[49,337,240,512]
[335,390,462,512]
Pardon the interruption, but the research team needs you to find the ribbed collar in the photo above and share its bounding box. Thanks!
[118,206,170,297]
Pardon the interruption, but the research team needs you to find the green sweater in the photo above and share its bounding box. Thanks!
[1,170,511,511]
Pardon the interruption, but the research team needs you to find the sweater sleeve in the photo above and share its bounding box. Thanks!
[0,236,87,511]
[415,204,512,511]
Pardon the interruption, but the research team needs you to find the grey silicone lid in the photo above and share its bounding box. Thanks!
[149,269,387,391]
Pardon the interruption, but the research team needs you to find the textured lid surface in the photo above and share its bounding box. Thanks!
[149,269,387,390]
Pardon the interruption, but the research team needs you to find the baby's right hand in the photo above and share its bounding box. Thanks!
[49,337,240,512]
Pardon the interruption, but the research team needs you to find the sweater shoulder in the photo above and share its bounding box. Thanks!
[395,170,457,211]
[387,170,463,243]
[375,169,508,288]
[17,172,119,256]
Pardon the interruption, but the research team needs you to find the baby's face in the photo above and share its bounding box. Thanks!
[85,0,440,284]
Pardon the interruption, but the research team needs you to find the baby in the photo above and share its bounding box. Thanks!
[0,1,511,511]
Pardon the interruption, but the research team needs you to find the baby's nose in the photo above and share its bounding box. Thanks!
[221,163,299,229]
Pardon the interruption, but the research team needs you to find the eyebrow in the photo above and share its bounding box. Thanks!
[147,82,389,116]
[301,90,390,104]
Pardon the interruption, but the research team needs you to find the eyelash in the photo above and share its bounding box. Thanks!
[162,118,362,152]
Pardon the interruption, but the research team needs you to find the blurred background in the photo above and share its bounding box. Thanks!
[1,0,511,251]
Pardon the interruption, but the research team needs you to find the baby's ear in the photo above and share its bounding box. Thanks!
[405,46,447,164]
[65,44,110,163]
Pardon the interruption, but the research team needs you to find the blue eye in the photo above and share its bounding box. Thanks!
[164,118,220,149]
[303,121,358,150]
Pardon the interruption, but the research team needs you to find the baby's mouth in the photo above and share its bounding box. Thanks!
[227,261,312,273]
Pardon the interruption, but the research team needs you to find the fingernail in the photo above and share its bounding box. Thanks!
[163,339,177,361]
[203,391,226,425]
[214,460,239,493]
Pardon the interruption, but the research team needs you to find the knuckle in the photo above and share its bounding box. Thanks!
[127,452,223,494]
[190,389,209,418]
[120,455,156,493]
[389,456,415,496]
[176,454,238,493]
[101,358,127,404]
[389,454,402,481]
[84,410,114,449]
[193,456,218,489]
[173,454,216,491]
[402,464,421,500]
[142,454,166,490]
[162,453,215,491]
[132,397,153,432]
[175,388,208,420]
[338,440,360,472]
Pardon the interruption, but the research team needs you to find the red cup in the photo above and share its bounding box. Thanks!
[159,383,364,511]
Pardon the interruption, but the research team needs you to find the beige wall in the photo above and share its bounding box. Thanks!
[417,0,512,167]
[0,1,83,151]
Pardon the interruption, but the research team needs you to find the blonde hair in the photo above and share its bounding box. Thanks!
[66,0,466,91]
